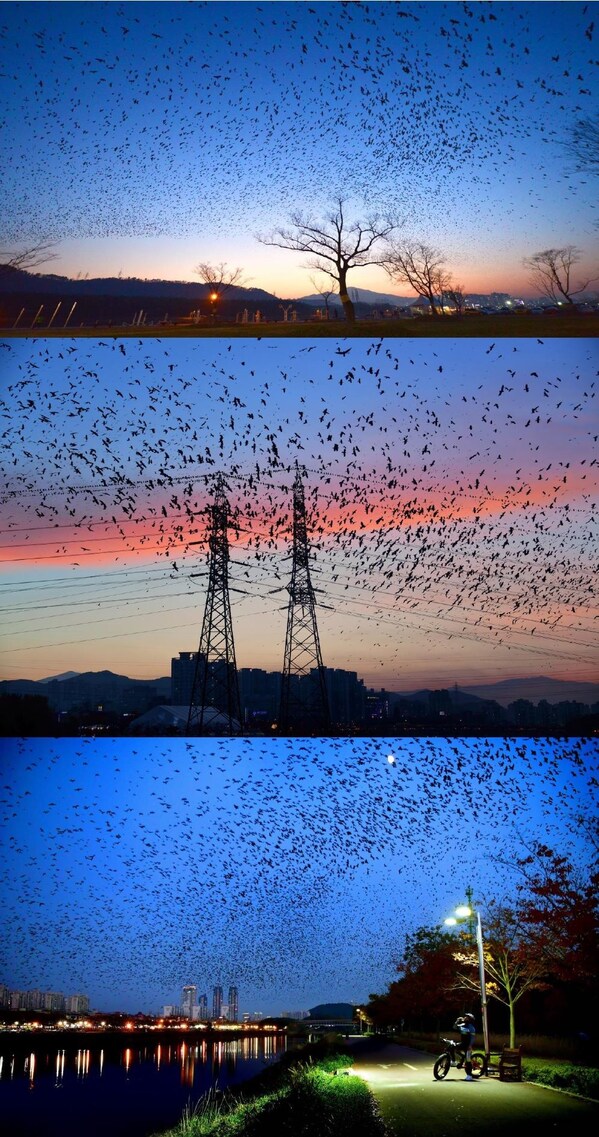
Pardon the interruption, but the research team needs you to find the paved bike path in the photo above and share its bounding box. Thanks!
[346,1040,599,1136]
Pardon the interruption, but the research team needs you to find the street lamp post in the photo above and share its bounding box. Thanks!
[445,887,490,1062]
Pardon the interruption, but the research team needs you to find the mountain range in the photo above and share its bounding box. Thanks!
[0,267,529,311]
[1,671,596,708]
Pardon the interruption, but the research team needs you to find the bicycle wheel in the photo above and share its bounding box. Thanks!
[470,1052,487,1078]
[434,1053,451,1080]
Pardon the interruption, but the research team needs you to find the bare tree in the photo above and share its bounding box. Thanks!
[0,239,60,277]
[257,198,398,322]
[385,241,453,317]
[309,273,337,320]
[194,261,247,324]
[194,261,247,298]
[523,245,596,305]
[444,283,467,315]
[565,114,599,174]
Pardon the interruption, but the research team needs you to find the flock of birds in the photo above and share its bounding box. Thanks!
[1,735,596,1009]
[0,1,594,255]
[1,337,596,681]
[0,0,597,1028]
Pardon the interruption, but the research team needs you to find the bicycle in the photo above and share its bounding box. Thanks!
[433,1038,487,1080]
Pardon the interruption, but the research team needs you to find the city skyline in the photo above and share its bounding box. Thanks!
[1,735,596,1016]
[1,337,596,692]
[1,2,596,297]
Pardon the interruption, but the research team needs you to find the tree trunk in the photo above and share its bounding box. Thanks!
[509,999,515,1047]
[338,268,355,322]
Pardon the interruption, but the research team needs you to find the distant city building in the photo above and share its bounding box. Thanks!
[365,690,390,721]
[228,985,239,1023]
[238,668,280,726]
[198,993,208,1020]
[221,1003,230,1020]
[212,985,223,1019]
[42,992,65,1012]
[182,984,197,1019]
[321,668,366,726]
[242,1011,264,1023]
[281,1010,310,1020]
[162,1005,180,1017]
[309,1002,355,1021]
[171,652,200,706]
[64,994,90,1015]
[3,988,87,1013]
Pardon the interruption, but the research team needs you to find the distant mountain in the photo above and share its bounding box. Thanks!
[298,287,530,309]
[459,677,599,707]
[0,266,283,302]
[0,669,170,716]
[395,687,496,708]
[37,671,80,683]
[299,287,412,308]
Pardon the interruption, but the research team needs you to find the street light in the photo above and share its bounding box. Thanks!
[444,886,490,1061]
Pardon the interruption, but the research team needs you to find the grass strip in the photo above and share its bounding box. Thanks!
[522,1059,599,1100]
[152,1041,387,1137]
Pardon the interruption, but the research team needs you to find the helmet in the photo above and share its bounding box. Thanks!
[464,1013,475,1022]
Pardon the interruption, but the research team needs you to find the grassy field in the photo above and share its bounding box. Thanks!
[4,313,598,338]
[151,1047,386,1137]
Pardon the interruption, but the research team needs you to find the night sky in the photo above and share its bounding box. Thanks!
[1,1,596,296]
[1,336,596,690]
[1,735,596,1015]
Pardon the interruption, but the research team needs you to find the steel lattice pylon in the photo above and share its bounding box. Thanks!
[187,476,242,734]
[279,466,330,733]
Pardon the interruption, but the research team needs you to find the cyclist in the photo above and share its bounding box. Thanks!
[453,1013,476,1080]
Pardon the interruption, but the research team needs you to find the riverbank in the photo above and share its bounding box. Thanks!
[151,1037,386,1137]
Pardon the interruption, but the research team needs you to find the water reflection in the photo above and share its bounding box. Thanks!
[0,1034,286,1089]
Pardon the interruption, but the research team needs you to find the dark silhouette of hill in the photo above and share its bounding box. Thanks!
[0,267,316,326]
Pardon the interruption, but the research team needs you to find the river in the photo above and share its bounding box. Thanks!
[0,1033,287,1137]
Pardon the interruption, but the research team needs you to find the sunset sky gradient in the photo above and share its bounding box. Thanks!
[1,1,597,297]
[1,336,596,689]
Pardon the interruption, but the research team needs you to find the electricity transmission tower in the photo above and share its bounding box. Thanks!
[279,465,330,733]
[187,476,242,734]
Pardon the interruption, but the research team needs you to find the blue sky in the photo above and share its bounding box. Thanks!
[1,336,596,688]
[1,2,596,296]
[1,735,596,1015]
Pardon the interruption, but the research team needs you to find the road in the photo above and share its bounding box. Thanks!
[346,1040,599,1136]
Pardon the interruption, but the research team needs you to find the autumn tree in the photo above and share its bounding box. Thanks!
[510,841,599,990]
[522,246,596,305]
[257,198,398,322]
[453,905,549,1047]
[367,926,467,1030]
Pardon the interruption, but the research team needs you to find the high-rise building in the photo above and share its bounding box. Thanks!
[198,993,208,1021]
[182,984,197,1019]
[171,653,199,706]
[42,992,65,1012]
[212,985,223,1019]
[228,985,239,1023]
[64,994,89,1015]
